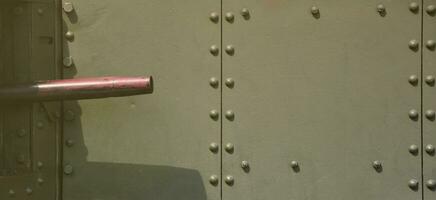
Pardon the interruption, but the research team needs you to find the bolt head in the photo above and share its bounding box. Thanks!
[225,78,234,88]
[426,40,436,50]
[408,179,419,190]
[241,8,250,19]
[225,143,234,153]
[427,179,436,190]
[17,129,26,137]
[408,75,419,85]
[25,187,32,195]
[225,45,235,55]
[225,110,235,120]
[209,77,219,88]
[241,160,250,170]
[209,12,219,23]
[409,109,419,120]
[426,110,435,119]
[63,2,74,13]
[209,143,219,153]
[311,6,319,15]
[425,144,435,154]
[376,4,386,15]
[64,164,74,175]
[65,31,75,41]
[426,5,436,15]
[8,190,15,197]
[409,40,419,50]
[425,75,435,85]
[37,161,43,169]
[37,178,44,185]
[209,175,219,185]
[209,45,219,56]
[409,144,419,155]
[225,175,234,185]
[37,121,44,129]
[63,56,74,68]
[372,160,382,171]
[37,8,44,15]
[290,160,299,168]
[65,139,75,147]
[209,110,219,120]
[409,2,419,13]
[225,12,234,22]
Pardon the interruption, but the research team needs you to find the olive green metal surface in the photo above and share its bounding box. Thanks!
[62,0,220,200]
[222,1,421,200]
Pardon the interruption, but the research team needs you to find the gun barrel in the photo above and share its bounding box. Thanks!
[0,76,153,102]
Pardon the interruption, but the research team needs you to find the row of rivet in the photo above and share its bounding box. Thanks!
[63,2,75,68]
[7,162,45,197]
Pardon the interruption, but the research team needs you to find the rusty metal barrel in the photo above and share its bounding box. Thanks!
[0,76,153,102]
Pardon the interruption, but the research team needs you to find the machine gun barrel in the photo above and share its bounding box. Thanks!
[0,76,153,102]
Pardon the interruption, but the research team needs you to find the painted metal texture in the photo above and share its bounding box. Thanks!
[61,0,220,200]
[222,0,422,200]
[0,0,61,199]
[0,76,153,102]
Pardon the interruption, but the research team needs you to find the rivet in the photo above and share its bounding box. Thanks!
[290,160,300,172]
[240,8,250,20]
[225,143,234,153]
[425,110,435,120]
[209,77,219,88]
[63,56,74,68]
[37,8,44,15]
[372,160,382,172]
[209,110,219,120]
[65,139,75,147]
[427,179,436,190]
[425,75,435,85]
[225,12,234,22]
[409,39,419,51]
[376,4,386,16]
[8,189,15,197]
[65,31,75,41]
[210,45,219,56]
[409,144,419,155]
[241,160,250,171]
[408,179,419,190]
[209,142,219,153]
[64,164,74,175]
[425,144,435,155]
[409,2,419,13]
[37,178,44,185]
[37,161,43,169]
[426,5,436,15]
[225,110,235,121]
[25,187,32,195]
[63,2,74,13]
[426,40,436,50]
[64,110,75,121]
[409,109,419,120]
[17,129,26,137]
[17,154,25,164]
[225,175,234,186]
[311,6,320,15]
[225,45,235,55]
[225,78,234,88]
[209,175,219,186]
[37,121,44,129]
[408,75,419,85]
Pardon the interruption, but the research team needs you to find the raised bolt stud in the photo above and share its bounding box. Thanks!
[209,110,219,120]
[377,4,386,16]
[209,12,219,23]
[426,5,436,15]
[408,179,419,190]
[409,109,419,120]
[65,139,75,147]
[409,2,419,13]
[409,144,419,155]
[241,160,250,171]
[25,187,32,195]
[425,75,435,85]
[64,164,74,175]
[425,144,435,155]
[225,110,235,120]
[63,56,74,68]
[209,142,219,153]
[209,175,219,186]
[65,31,75,41]
[241,8,250,19]
[409,40,419,51]
[225,12,234,22]
[426,40,436,50]
[425,110,435,120]
[225,143,234,153]
[408,75,419,85]
[225,78,234,88]
[427,179,436,190]
[372,160,382,172]
[209,77,219,88]
[225,175,234,186]
[210,45,219,56]
[311,6,320,15]
[63,2,74,13]
[225,45,235,55]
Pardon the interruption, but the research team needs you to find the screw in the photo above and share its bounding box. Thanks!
[225,12,234,22]
[408,75,419,85]
[209,110,219,120]
[209,12,219,23]
[426,40,436,50]
[425,144,435,155]
[225,110,235,120]
[209,143,219,153]
[425,75,435,85]
[209,77,219,88]
[426,5,436,15]
[225,143,234,153]
[209,175,219,186]
[426,179,436,190]
[408,179,419,190]
[409,2,419,13]
[409,144,419,155]
[409,109,419,120]
[372,160,382,172]
[63,2,74,13]
[225,45,235,55]
[65,31,75,41]
[225,175,234,186]
[409,40,419,51]
[425,110,435,120]
[210,45,219,56]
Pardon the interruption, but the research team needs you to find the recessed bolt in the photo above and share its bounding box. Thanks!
[425,110,435,120]
[372,160,382,172]
[65,31,75,41]
[241,8,250,19]
[425,144,435,155]
[65,139,75,147]
[209,142,219,153]
[64,164,74,175]
[241,160,250,171]
[426,179,436,190]
[209,110,219,120]
[377,4,386,16]
[225,12,234,22]
[408,179,419,190]
[25,187,32,195]
[8,189,15,197]
[225,143,234,153]
[209,77,219,88]
[408,75,419,85]
[209,12,219,23]
[409,144,419,155]
[209,175,219,186]
[425,75,435,85]
[409,2,419,13]
[225,175,234,186]
[225,78,234,88]
[225,110,235,120]
[426,40,436,50]
[426,5,436,15]
[63,2,74,13]
[409,40,419,50]
[409,109,419,120]
[63,56,74,68]
[210,45,219,56]
[225,45,235,55]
